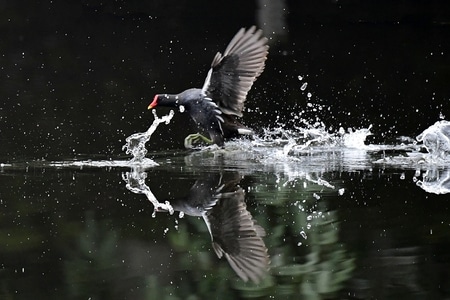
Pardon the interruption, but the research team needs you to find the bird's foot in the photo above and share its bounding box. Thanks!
[184,133,213,149]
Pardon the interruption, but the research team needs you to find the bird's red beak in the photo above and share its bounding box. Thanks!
[148,95,158,109]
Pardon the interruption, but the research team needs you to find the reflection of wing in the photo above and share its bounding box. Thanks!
[203,187,269,283]
[168,172,270,283]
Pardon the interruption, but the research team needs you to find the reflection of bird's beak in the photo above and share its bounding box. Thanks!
[154,206,168,213]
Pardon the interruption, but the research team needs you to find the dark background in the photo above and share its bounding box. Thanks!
[1,0,449,160]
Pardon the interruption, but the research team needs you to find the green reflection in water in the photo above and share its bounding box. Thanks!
[155,173,356,299]
[64,211,120,299]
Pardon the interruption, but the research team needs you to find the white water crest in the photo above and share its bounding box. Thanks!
[416,120,450,159]
[373,120,450,167]
[251,123,373,156]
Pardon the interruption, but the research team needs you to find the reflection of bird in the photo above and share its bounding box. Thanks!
[168,173,270,283]
[148,26,269,148]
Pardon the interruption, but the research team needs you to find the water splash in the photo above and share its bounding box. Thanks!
[121,110,175,215]
[342,125,373,148]
[374,120,450,167]
[253,124,372,157]
[122,110,174,162]
[416,120,450,159]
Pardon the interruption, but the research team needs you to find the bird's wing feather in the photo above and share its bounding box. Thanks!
[201,26,269,117]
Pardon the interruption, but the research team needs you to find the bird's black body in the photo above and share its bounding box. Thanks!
[149,26,269,147]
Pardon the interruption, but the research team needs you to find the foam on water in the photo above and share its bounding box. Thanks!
[251,123,373,157]
[374,120,450,167]
[49,159,159,169]
[253,114,450,169]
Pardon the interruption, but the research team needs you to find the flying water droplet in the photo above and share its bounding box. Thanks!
[300,230,307,239]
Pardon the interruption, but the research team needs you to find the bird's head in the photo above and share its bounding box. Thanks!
[148,94,177,109]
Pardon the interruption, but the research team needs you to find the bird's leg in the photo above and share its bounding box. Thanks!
[184,133,213,149]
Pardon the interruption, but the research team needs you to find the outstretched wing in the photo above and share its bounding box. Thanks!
[201,26,269,117]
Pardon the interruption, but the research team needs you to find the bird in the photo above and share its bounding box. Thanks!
[160,172,270,283]
[148,26,269,148]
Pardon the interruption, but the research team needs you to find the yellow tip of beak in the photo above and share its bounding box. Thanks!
[148,95,158,110]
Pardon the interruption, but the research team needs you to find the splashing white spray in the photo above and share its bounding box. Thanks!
[122,110,174,162]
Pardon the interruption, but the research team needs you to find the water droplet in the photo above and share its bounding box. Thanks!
[300,82,308,90]
[300,230,307,239]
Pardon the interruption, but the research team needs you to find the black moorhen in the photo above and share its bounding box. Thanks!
[148,26,269,148]
[165,172,270,283]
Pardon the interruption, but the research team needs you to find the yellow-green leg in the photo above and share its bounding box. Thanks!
[184,133,213,149]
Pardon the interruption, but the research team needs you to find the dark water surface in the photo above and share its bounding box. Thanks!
[1,147,450,299]
[1,1,450,299]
